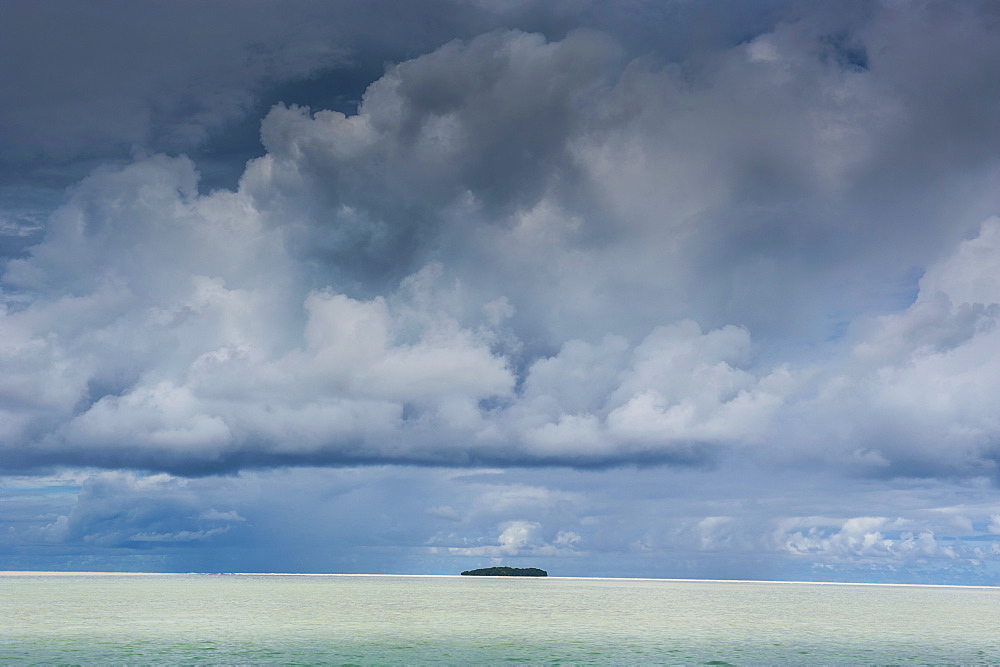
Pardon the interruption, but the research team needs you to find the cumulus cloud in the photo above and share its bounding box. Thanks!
[784,218,1000,477]
[0,149,796,471]
[436,519,584,559]
[502,322,795,464]
[2,4,1000,488]
[239,28,622,294]
[770,515,983,571]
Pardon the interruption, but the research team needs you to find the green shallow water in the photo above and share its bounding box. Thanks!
[2,573,999,664]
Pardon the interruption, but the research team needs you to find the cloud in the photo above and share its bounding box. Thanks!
[697,517,736,551]
[0,0,483,160]
[2,7,1000,485]
[437,519,584,559]
[0,155,516,471]
[1,0,622,260]
[239,28,622,294]
[0,137,797,472]
[0,0,412,207]
[784,218,1000,478]
[21,472,248,548]
[503,321,796,464]
[770,515,982,569]
[777,517,909,558]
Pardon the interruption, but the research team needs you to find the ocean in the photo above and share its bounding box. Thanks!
[2,572,998,664]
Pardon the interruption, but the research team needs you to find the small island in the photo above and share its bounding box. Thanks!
[460,566,547,577]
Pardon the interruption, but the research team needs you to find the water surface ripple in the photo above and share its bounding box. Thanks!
[2,574,998,664]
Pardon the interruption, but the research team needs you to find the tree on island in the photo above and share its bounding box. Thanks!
[460,566,547,577]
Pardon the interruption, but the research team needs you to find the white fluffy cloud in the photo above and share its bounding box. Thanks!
[791,218,1000,476]
[504,322,794,463]
[0,154,518,470]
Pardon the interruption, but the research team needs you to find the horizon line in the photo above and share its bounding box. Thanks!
[2,571,997,590]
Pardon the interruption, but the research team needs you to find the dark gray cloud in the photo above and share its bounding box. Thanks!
[0,0,564,252]
[2,2,1000,477]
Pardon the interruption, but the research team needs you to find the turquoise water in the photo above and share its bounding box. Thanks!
[2,573,999,664]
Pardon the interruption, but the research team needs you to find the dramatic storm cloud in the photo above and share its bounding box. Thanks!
[2,0,1000,582]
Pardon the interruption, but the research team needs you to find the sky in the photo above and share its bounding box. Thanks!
[2,0,1000,584]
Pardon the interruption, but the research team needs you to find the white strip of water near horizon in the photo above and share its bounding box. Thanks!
[2,573,998,664]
